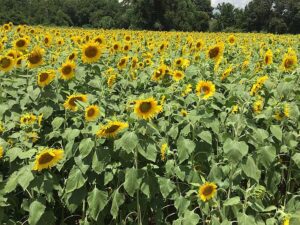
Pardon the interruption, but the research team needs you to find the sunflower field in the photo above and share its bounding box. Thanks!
[0,22,300,225]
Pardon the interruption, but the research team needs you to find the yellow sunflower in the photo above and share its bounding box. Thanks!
[85,105,100,122]
[63,94,88,111]
[173,70,185,82]
[37,70,56,88]
[253,99,264,114]
[198,182,217,202]
[107,74,117,87]
[96,121,128,138]
[20,113,37,125]
[161,143,168,161]
[117,56,129,70]
[68,51,77,61]
[207,42,224,61]
[182,84,193,97]
[281,50,297,72]
[0,146,3,158]
[0,56,15,72]
[221,65,233,81]
[228,35,235,45]
[274,104,289,121]
[33,148,64,171]
[14,37,29,50]
[43,34,52,47]
[134,97,162,120]
[196,81,216,100]
[82,42,101,63]
[264,49,273,65]
[27,46,44,68]
[60,60,76,80]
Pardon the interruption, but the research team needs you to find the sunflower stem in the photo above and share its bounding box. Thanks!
[134,146,142,225]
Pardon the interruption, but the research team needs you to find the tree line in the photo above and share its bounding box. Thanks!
[0,0,299,34]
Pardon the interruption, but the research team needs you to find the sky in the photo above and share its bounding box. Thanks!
[211,0,251,8]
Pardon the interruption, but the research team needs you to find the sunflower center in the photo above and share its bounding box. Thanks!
[85,46,98,58]
[175,72,182,78]
[113,44,119,50]
[38,152,54,164]
[28,52,42,64]
[284,58,293,68]
[69,53,75,60]
[119,59,126,66]
[201,86,210,94]
[105,125,120,133]
[62,65,72,75]
[45,37,49,44]
[87,108,95,117]
[209,47,220,58]
[95,38,102,44]
[196,42,201,48]
[124,46,129,51]
[69,97,83,106]
[202,186,213,196]
[16,39,26,47]
[139,102,152,113]
[176,60,182,65]
[39,73,49,82]
[0,58,11,68]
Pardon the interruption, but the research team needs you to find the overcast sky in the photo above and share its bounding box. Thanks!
[211,0,250,8]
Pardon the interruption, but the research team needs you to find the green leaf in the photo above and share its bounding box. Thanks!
[87,187,108,220]
[18,166,34,190]
[116,131,138,153]
[79,138,94,158]
[28,201,46,225]
[199,131,212,145]
[124,168,142,197]
[237,213,256,225]
[270,125,282,141]
[65,168,86,193]
[51,117,64,130]
[158,177,176,198]
[223,196,241,206]
[4,171,18,193]
[257,146,276,168]
[182,210,200,225]
[223,139,248,162]
[110,190,125,219]
[292,153,300,168]
[242,156,261,182]
[174,196,190,216]
[177,136,195,163]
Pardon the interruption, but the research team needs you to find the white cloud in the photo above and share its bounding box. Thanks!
[211,0,250,8]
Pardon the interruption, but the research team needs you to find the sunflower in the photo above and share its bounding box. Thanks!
[0,146,3,158]
[282,217,290,225]
[198,182,217,202]
[96,121,128,138]
[281,50,297,72]
[180,109,188,117]
[228,35,235,45]
[20,113,37,125]
[14,38,29,50]
[117,56,129,70]
[231,105,239,113]
[33,148,64,171]
[85,105,100,122]
[161,143,168,161]
[27,46,44,68]
[207,42,224,61]
[196,81,216,100]
[221,65,233,81]
[43,34,52,47]
[264,49,273,65]
[274,104,289,121]
[173,70,185,82]
[68,51,77,61]
[64,94,87,111]
[112,42,121,52]
[195,39,204,50]
[107,74,117,87]
[0,56,15,72]
[25,131,39,143]
[134,97,162,120]
[253,99,263,114]
[37,70,56,88]
[60,60,76,80]
[182,84,193,97]
[82,41,101,63]
[94,35,105,45]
